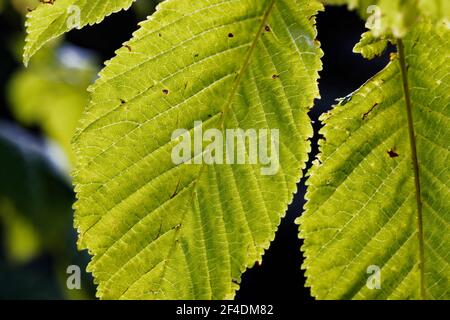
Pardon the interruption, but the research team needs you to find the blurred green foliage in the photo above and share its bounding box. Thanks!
[8,43,97,163]
[0,0,97,299]
[0,121,95,299]
[0,198,41,264]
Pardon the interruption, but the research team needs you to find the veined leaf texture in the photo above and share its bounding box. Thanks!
[23,0,449,300]
[72,0,322,299]
[300,22,449,299]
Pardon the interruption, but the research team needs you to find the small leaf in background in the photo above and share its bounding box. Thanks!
[353,31,391,60]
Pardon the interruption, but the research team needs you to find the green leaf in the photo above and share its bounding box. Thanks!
[73,0,322,299]
[353,30,390,60]
[299,22,449,299]
[324,0,450,37]
[24,0,136,65]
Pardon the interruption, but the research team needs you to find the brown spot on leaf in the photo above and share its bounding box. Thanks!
[162,89,169,95]
[387,149,399,158]
[228,33,234,38]
[265,25,271,32]
[272,74,279,79]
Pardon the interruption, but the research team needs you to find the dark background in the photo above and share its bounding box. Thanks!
[0,2,392,299]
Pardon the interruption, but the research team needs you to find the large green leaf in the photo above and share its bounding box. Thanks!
[24,0,137,65]
[73,0,322,299]
[299,22,449,299]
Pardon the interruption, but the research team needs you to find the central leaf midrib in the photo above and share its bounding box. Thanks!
[155,0,279,299]
[219,0,278,125]
[397,39,426,300]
